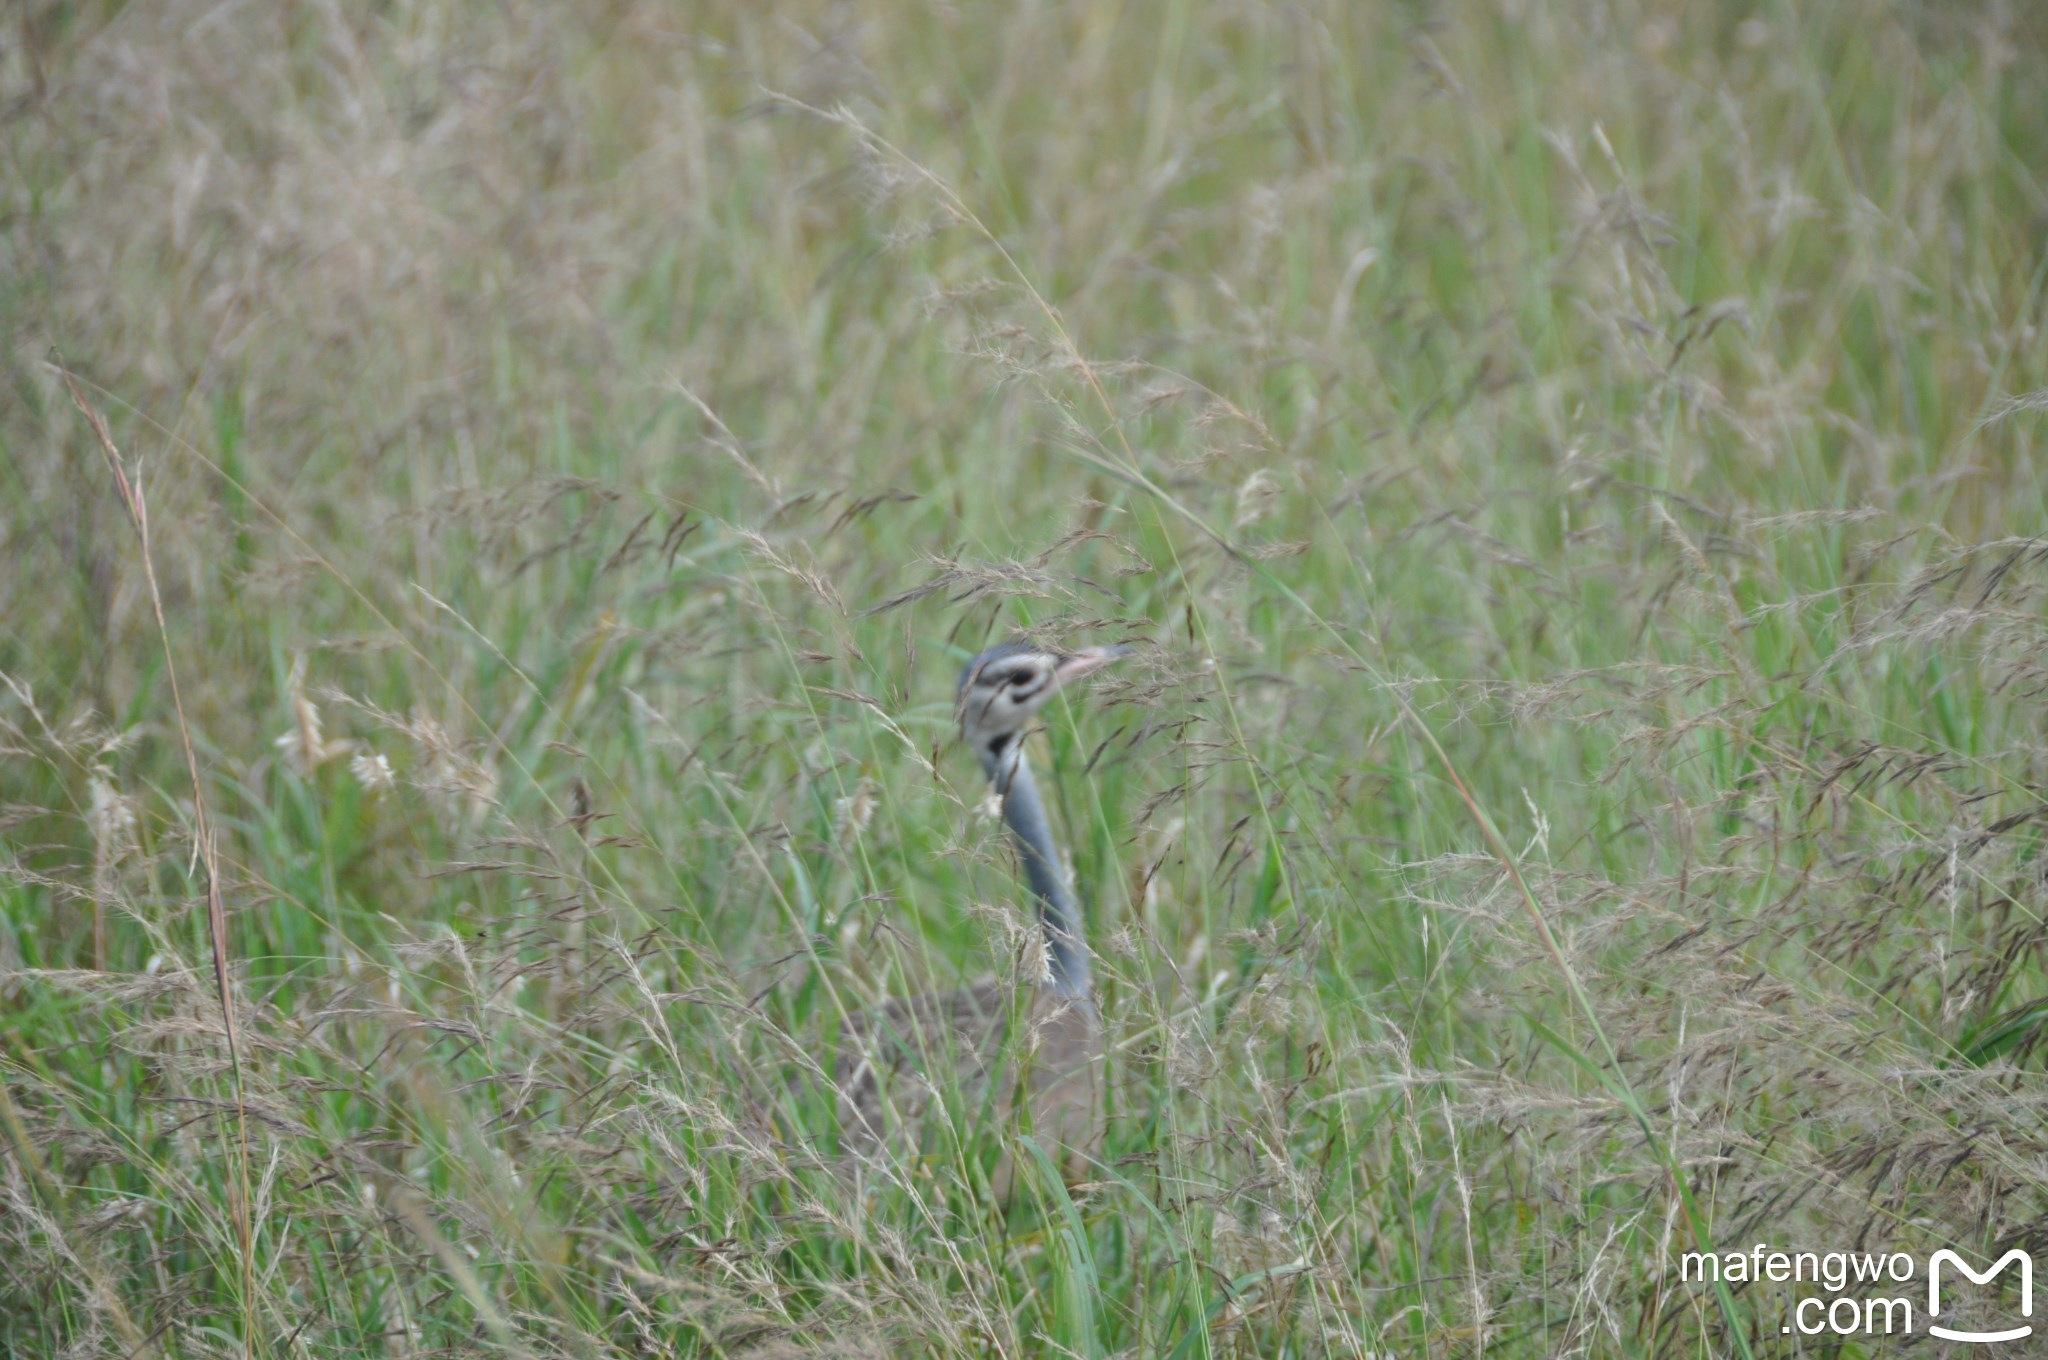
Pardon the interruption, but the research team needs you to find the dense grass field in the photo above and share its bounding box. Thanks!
[6,2,2048,1355]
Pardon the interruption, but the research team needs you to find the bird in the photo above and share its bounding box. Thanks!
[833,638,1128,1194]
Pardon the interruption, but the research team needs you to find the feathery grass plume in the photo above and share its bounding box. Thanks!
[84,765,136,970]
[348,749,396,793]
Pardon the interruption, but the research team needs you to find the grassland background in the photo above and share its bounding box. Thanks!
[5,1,2048,1356]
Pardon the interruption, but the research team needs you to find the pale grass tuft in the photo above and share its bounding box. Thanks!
[273,653,352,772]
[1232,468,1283,529]
[348,750,395,793]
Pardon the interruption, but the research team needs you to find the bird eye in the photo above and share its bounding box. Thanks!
[979,666,1035,691]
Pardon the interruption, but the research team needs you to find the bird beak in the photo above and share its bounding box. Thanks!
[1050,644,1129,690]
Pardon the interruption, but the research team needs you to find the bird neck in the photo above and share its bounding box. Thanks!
[982,736,1092,1001]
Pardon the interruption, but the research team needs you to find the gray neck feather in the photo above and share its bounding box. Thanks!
[980,737,1092,1001]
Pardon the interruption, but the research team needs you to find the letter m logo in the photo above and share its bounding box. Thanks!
[1929,1249,2034,1344]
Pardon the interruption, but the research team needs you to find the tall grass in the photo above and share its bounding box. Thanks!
[5,1,2048,1355]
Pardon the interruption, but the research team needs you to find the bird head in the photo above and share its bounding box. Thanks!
[957,639,1127,770]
